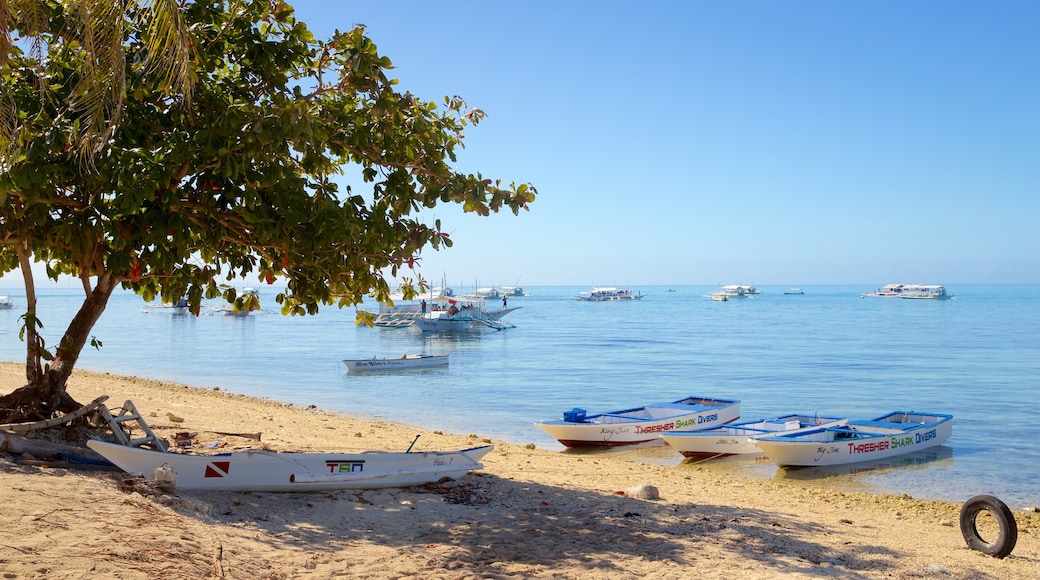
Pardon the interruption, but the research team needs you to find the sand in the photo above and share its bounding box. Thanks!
[1,361,1037,579]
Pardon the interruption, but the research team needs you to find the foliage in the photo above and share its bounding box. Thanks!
[0,0,534,416]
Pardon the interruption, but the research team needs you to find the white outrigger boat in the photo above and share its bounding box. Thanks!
[413,297,518,332]
[535,396,740,448]
[87,439,493,492]
[861,284,954,300]
[575,287,644,301]
[660,413,847,459]
[753,411,952,467]
[343,354,448,373]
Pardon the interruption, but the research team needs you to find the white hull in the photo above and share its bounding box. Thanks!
[343,354,448,373]
[87,440,492,492]
[754,411,952,467]
[535,396,740,447]
[661,414,846,459]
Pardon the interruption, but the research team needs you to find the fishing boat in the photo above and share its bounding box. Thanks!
[535,396,740,447]
[711,293,728,302]
[413,297,518,332]
[0,295,13,309]
[660,413,847,459]
[861,284,954,300]
[712,285,760,299]
[574,287,644,301]
[753,411,953,467]
[343,354,448,373]
[86,439,493,492]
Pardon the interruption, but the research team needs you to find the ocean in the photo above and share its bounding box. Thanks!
[1,284,1037,508]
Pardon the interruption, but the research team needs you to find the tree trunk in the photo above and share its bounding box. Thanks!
[0,268,121,421]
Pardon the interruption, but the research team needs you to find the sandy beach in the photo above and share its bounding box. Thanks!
[1,362,1037,579]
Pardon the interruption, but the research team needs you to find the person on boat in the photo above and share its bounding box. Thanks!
[502,296,508,308]
[420,300,427,314]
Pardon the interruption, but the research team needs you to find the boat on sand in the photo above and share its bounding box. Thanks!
[535,396,740,448]
[87,439,492,492]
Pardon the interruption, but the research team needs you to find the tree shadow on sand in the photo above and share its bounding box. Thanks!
[182,472,915,578]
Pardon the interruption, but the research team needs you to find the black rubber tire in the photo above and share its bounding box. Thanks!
[960,495,1018,558]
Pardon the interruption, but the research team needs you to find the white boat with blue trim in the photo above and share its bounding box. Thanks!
[535,396,740,447]
[660,413,847,459]
[753,411,953,467]
[87,439,493,492]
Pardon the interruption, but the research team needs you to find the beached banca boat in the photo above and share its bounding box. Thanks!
[343,354,448,373]
[535,396,740,447]
[87,439,493,492]
[660,413,847,459]
[753,411,952,467]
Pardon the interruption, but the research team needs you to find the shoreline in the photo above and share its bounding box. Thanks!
[1,362,1039,578]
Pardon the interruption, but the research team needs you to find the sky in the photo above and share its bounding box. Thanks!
[3,1,1038,289]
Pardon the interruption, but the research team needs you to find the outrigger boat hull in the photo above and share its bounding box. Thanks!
[87,440,492,492]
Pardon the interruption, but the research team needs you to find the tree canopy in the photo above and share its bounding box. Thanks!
[0,0,534,418]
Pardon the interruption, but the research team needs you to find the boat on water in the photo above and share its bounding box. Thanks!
[660,413,847,460]
[500,286,529,297]
[784,288,804,295]
[413,297,519,332]
[711,294,728,302]
[87,439,493,492]
[711,285,760,300]
[575,287,644,301]
[0,295,14,309]
[861,284,954,300]
[343,354,448,373]
[141,297,190,315]
[753,411,953,467]
[535,396,740,447]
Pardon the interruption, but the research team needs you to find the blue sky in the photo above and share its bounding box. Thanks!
[4,1,1037,289]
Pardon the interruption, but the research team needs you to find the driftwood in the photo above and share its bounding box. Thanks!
[0,396,110,433]
[0,430,114,467]
[210,431,262,441]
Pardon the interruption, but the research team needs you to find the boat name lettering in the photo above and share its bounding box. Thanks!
[326,461,365,474]
[636,422,675,434]
[599,427,630,436]
[891,436,915,448]
[674,413,719,429]
[813,446,841,461]
[433,457,454,466]
[916,429,937,444]
[847,439,890,455]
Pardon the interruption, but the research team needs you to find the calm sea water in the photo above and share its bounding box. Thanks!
[1,284,1037,508]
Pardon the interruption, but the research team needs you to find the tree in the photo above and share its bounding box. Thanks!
[0,0,535,421]
[1,0,196,162]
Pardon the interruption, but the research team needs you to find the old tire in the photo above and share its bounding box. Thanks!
[960,495,1017,558]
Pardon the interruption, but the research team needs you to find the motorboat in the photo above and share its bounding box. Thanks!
[0,295,14,309]
[753,411,953,467]
[861,284,954,299]
[713,285,759,299]
[784,288,804,295]
[535,396,740,447]
[660,413,847,459]
[575,287,644,301]
[413,297,518,332]
[343,354,449,373]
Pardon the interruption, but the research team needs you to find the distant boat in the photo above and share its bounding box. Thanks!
[343,354,448,373]
[712,285,759,299]
[711,294,728,302]
[500,286,529,297]
[862,284,953,300]
[575,287,644,301]
[0,295,14,309]
[784,288,804,295]
[753,411,953,467]
[535,396,740,447]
